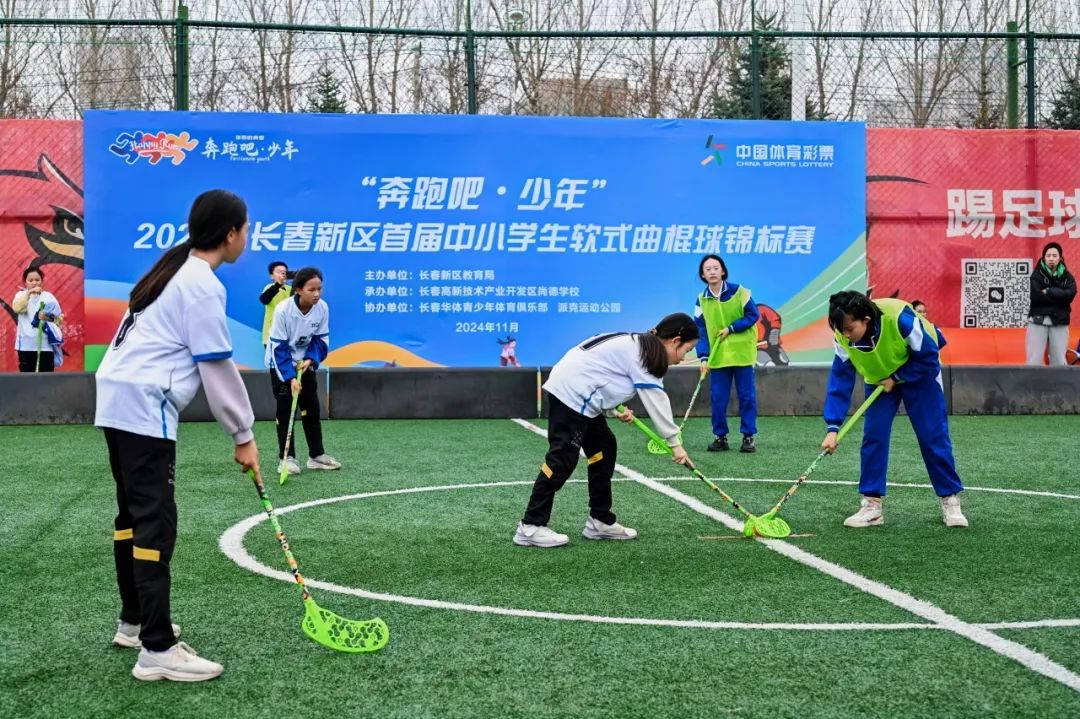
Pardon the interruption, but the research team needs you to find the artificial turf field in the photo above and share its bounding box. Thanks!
[2,414,1080,718]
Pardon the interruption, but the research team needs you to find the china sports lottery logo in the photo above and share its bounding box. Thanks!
[700,135,727,166]
[108,130,200,166]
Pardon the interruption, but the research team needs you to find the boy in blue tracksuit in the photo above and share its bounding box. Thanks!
[822,290,967,528]
[693,254,760,453]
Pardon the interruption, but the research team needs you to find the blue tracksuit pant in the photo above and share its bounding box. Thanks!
[859,376,963,497]
[710,365,757,437]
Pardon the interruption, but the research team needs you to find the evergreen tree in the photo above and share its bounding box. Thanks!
[307,65,347,113]
[711,13,826,121]
[1045,77,1080,130]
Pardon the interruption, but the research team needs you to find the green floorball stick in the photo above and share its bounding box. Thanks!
[34,317,44,373]
[247,468,389,653]
[619,405,791,538]
[278,367,305,486]
[646,337,721,455]
[759,384,886,523]
[645,373,704,455]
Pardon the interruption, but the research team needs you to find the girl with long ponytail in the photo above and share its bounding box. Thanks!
[94,189,261,682]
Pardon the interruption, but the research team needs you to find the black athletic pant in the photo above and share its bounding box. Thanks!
[17,349,54,372]
[270,370,324,459]
[522,394,619,526]
[104,427,177,653]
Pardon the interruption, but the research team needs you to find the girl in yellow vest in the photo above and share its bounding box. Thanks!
[693,255,759,453]
[823,290,967,528]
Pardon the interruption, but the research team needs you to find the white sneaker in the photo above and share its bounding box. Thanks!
[941,494,969,528]
[513,522,569,548]
[278,457,301,475]
[843,496,884,527]
[306,454,341,470]
[131,641,223,682]
[112,620,182,649]
[582,516,639,540]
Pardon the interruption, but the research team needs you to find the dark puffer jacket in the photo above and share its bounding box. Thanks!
[1028,261,1077,326]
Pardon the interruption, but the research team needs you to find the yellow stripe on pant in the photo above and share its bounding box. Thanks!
[133,546,161,562]
[113,528,133,541]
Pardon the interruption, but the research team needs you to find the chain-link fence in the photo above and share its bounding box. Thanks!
[2,0,1080,127]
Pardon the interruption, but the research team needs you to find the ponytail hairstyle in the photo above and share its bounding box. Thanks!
[827,290,879,331]
[639,312,700,378]
[128,189,247,313]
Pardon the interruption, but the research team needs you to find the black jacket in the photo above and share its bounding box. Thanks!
[1028,261,1077,326]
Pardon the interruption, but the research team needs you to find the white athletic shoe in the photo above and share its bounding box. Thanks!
[278,457,301,475]
[513,522,569,548]
[582,517,639,540]
[941,494,969,528]
[843,496,884,527]
[131,641,223,682]
[306,454,342,470]
[112,620,181,649]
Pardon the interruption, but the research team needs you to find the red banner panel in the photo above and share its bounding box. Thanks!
[0,120,85,372]
[868,128,1079,364]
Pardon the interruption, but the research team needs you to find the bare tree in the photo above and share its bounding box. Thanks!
[508,0,627,116]
[48,0,139,115]
[241,0,276,110]
[9,0,1080,125]
[1034,0,1079,34]
[238,0,309,112]
[1038,0,1080,116]
[420,0,469,113]
[275,0,309,113]
[329,0,414,113]
[881,0,970,127]
[132,0,178,110]
[486,0,561,115]
[807,0,881,120]
[662,0,733,118]
[712,0,750,101]
[624,0,719,117]
[188,0,230,110]
[952,0,1008,127]
[0,0,40,117]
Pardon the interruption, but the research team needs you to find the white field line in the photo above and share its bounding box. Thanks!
[218,483,923,632]
[512,418,1080,694]
[647,476,1080,501]
[219,480,1080,635]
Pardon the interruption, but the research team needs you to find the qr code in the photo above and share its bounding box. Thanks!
[960,258,1030,328]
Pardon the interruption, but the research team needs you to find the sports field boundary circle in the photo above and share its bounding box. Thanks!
[219,477,1080,636]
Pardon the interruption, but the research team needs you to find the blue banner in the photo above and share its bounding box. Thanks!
[84,111,866,368]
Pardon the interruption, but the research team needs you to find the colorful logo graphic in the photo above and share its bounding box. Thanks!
[701,135,726,166]
[109,131,199,166]
[201,135,298,163]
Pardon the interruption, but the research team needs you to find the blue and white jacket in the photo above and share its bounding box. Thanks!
[265,295,329,382]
